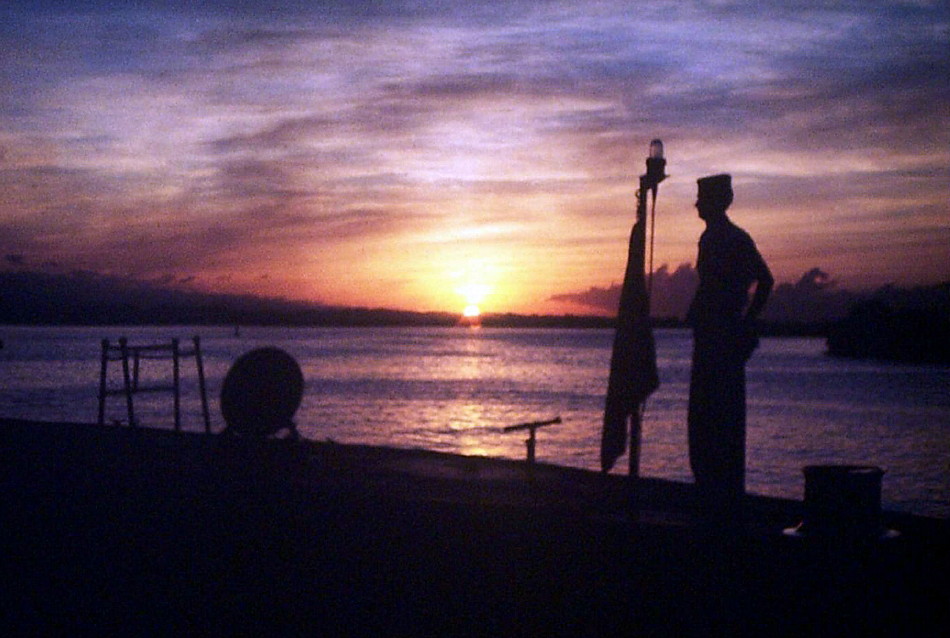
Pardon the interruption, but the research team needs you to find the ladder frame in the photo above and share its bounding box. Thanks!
[97,336,210,432]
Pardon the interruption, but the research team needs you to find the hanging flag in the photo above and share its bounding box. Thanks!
[601,196,659,474]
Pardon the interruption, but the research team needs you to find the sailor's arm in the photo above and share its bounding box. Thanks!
[745,251,773,321]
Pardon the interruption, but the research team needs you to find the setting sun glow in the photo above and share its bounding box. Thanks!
[455,275,493,319]
[463,304,481,318]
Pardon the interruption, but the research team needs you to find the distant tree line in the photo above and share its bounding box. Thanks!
[826,282,949,364]
[0,271,460,327]
[0,270,623,329]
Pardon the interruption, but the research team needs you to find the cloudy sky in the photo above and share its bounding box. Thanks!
[2,0,947,315]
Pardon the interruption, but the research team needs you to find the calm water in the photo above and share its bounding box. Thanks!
[1,325,947,518]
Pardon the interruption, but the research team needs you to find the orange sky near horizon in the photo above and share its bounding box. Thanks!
[1,2,947,317]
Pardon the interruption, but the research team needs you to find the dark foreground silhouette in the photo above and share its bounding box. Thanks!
[2,418,947,636]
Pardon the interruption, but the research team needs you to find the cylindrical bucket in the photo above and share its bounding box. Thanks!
[800,465,884,539]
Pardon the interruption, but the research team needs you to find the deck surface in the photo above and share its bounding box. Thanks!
[1,418,947,636]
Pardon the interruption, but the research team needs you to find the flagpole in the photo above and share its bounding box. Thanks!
[627,144,666,516]
[629,142,666,479]
[600,139,665,478]
[645,139,665,304]
[634,141,666,476]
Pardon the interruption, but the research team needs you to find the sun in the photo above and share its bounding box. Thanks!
[456,281,490,318]
[449,259,499,323]
[462,304,481,318]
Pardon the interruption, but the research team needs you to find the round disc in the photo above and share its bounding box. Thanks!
[220,347,304,436]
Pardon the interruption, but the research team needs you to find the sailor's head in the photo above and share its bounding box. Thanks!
[696,173,733,221]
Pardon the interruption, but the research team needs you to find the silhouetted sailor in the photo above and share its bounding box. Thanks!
[686,174,773,525]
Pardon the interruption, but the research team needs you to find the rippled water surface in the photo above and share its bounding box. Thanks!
[1,325,947,517]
